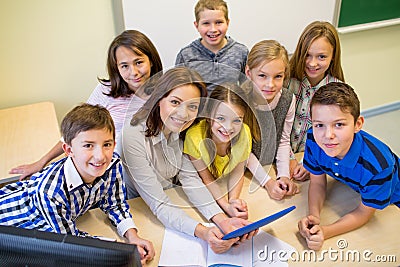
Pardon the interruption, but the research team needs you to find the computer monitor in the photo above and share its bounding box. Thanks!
[0,225,142,267]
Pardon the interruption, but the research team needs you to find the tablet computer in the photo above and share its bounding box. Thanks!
[222,205,296,240]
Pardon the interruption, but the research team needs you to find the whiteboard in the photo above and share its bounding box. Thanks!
[121,0,337,68]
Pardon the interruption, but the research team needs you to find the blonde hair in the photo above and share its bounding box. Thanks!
[247,40,290,85]
[194,0,228,22]
[290,21,345,82]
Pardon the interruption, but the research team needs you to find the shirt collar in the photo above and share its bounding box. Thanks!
[64,156,117,191]
[64,157,85,191]
[302,74,333,88]
[151,130,180,145]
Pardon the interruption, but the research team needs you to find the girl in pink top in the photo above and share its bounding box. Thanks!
[10,30,163,180]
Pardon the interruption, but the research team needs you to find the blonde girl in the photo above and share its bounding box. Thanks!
[244,40,298,200]
[288,21,345,181]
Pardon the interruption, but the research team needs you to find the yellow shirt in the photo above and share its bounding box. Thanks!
[184,120,252,177]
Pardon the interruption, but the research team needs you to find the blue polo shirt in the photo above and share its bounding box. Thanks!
[303,129,400,209]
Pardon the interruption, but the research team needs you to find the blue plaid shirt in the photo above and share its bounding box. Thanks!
[0,156,136,237]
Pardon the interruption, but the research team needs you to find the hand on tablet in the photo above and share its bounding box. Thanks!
[195,223,239,254]
[222,206,296,240]
[217,217,257,242]
[207,226,240,254]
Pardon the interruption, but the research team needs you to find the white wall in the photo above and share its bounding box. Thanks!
[340,24,400,110]
[122,0,337,68]
[0,0,116,122]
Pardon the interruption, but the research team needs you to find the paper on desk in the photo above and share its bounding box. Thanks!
[206,236,252,266]
[251,230,296,266]
[158,228,208,267]
[159,227,295,267]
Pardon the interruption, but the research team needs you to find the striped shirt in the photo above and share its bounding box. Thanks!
[303,129,400,209]
[0,156,136,237]
[288,75,341,153]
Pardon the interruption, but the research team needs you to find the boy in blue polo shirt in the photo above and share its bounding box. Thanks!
[298,82,399,251]
[0,103,154,264]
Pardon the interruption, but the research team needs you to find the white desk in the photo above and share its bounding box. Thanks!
[76,158,400,267]
[0,102,60,183]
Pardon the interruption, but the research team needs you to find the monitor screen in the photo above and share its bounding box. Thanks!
[0,225,142,267]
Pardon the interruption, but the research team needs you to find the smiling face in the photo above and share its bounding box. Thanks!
[159,84,201,137]
[246,59,285,104]
[311,104,363,159]
[210,101,244,144]
[194,8,229,53]
[63,128,115,184]
[305,37,333,86]
[116,46,152,93]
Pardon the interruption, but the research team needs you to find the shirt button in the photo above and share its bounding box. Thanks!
[334,162,338,166]
[335,173,339,176]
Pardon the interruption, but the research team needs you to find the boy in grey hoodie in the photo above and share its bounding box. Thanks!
[175,0,248,93]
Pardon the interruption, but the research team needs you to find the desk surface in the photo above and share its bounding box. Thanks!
[77,159,400,267]
[0,102,60,183]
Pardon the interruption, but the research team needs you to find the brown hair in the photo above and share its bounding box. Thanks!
[202,83,258,177]
[61,103,115,145]
[290,21,344,82]
[131,67,207,137]
[310,82,360,123]
[98,30,163,98]
[247,39,290,86]
[194,0,229,22]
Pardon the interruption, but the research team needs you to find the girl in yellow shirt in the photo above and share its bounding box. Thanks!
[184,84,258,219]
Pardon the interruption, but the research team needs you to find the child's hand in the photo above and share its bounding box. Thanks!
[226,199,248,219]
[290,159,310,181]
[124,229,155,265]
[305,224,324,251]
[264,178,298,200]
[264,179,285,200]
[298,215,324,250]
[10,161,45,181]
[276,176,299,196]
[298,215,320,239]
[134,238,155,265]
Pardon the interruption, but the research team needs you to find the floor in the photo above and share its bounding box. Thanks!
[362,109,399,155]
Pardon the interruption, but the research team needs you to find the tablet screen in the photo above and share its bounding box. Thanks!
[222,205,296,240]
